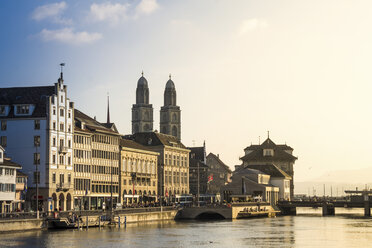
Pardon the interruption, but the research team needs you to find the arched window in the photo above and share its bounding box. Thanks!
[172,126,177,137]
[172,113,177,122]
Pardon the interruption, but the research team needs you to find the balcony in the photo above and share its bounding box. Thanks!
[59,146,68,154]
[56,182,71,192]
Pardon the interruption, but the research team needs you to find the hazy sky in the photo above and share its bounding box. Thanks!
[1,0,372,182]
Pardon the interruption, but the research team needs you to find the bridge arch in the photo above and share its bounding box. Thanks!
[195,211,226,220]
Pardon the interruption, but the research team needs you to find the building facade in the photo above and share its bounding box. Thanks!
[188,145,208,196]
[0,72,74,212]
[126,132,190,201]
[240,137,297,198]
[132,73,153,134]
[0,146,22,213]
[244,163,291,201]
[14,170,27,211]
[206,153,232,195]
[120,139,158,205]
[73,109,121,210]
[160,76,181,140]
[221,167,279,205]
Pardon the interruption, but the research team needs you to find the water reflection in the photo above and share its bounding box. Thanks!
[2,215,372,248]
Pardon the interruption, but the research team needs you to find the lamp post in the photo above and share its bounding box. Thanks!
[197,162,200,207]
[35,139,40,219]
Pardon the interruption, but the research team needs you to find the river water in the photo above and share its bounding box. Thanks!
[1,208,372,248]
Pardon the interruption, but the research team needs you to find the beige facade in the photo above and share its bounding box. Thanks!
[162,147,189,197]
[127,132,190,201]
[73,109,120,210]
[120,139,158,205]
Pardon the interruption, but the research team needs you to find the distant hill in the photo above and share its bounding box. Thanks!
[295,167,372,196]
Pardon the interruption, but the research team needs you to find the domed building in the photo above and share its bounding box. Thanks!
[132,72,154,133]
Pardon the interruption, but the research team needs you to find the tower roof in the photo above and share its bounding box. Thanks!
[137,75,148,88]
[165,79,175,89]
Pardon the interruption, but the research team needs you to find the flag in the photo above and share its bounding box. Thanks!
[208,174,213,182]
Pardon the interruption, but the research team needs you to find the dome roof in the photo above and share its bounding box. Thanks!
[137,76,148,88]
[166,79,175,89]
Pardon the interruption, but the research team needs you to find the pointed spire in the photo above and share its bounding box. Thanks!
[107,93,110,124]
[267,130,270,139]
[141,70,144,77]
[169,73,171,80]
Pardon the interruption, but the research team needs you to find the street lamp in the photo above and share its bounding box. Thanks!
[35,138,40,219]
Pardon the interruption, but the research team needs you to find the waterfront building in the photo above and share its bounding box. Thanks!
[0,71,74,211]
[120,139,158,205]
[240,137,297,198]
[0,146,22,213]
[132,73,153,134]
[221,167,279,205]
[14,170,27,211]
[188,145,208,196]
[73,109,121,210]
[160,75,181,140]
[125,132,190,201]
[206,153,232,195]
[244,163,291,201]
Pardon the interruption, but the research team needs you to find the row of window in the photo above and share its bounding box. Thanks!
[0,183,15,192]
[92,149,119,160]
[165,154,188,167]
[91,184,119,194]
[123,178,156,187]
[0,120,40,131]
[74,135,91,145]
[74,164,91,173]
[164,171,188,185]
[51,153,72,165]
[92,134,119,145]
[52,107,71,118]
[51,172,72,185]
[92,165,119,175]
[52,137,72,148]
[122,159,156,174]
[74,149,91,159]
[74,178,90,191]
[52,121,72,133]
[0,168,15,176]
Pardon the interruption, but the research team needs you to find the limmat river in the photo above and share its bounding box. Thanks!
[1,208,372,248]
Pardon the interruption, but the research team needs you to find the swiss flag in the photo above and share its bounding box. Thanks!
[208,174,214,182]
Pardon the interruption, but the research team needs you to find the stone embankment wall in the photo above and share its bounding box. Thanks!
[0,219,43,233]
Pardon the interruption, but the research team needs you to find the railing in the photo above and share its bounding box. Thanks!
[0,211,48,220]
[59,146,69,154]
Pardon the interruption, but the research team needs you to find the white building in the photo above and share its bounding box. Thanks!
[0,71,74,211]
[0,146,22,213]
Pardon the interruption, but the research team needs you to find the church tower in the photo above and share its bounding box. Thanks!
[132,72,153,133]
[160,75,181,140]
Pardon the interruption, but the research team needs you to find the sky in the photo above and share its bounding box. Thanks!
[1,0,372,182]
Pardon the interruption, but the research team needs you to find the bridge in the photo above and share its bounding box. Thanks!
[278,190,372,216]
[175,202,274,220]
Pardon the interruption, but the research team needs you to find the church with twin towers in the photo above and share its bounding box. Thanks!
[131,73,181,140]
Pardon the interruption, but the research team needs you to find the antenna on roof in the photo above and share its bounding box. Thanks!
[107,92,110,124]
[267,130,270,139]
[60,63,65,80]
